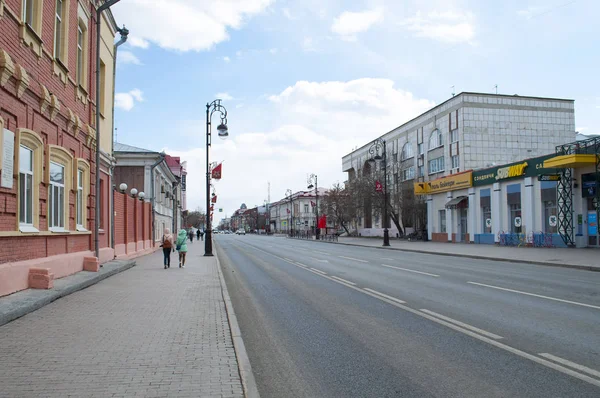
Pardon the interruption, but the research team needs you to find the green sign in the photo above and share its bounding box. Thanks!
[472,154,556,187]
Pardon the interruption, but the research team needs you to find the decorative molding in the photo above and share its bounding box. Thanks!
[66,108,76,133]
[14,64,30,98]
[0,0,5,19]
[49,95,61,121]
[74,115,82,135]
[19,24,44,59]
[0,49,15,87]
[40,85,51,113]
[86,124,96,147]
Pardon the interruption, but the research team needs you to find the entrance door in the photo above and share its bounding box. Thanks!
[460,208,468,242]
[588,198,599,247]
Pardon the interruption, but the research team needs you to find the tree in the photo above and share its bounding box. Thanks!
[321,182,355,235]
[185,209,206,229]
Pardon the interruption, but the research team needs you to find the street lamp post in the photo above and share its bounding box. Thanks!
[368,138,390,247]
[205,99,229,256]
[307,174,319,239]
[286,189,293,236]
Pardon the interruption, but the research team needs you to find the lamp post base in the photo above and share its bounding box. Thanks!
[383,229,390,247]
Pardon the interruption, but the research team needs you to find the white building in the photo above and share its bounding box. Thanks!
[269,188,327,233]
[342,92,576,237]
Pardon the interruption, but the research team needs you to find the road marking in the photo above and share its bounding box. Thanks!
[230,240,600,388]
[284,257,294,262]
[310,257,329,263]
[363,288,406,304]
[419,309,503,340]
[380,257,395,261]
[539,353,600,379]
[338,256,369,263]
[569,279,600,285]
[294,262,308,268]
[314,251,330,255]
[381,264,439,277]
[467,281,600,310]
[331,276,356,286]
[310,268,327,275]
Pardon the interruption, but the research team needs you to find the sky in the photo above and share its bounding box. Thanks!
[110,0,600,225]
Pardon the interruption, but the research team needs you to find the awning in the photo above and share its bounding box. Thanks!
[445,196,468,209]
[543,154,598,169]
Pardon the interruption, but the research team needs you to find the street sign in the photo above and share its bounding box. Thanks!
[549,215,557,227]
[485,218,492,228]
[538,174,560,182]
[514,217,522,228]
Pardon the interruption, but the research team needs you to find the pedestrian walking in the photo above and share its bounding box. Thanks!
[176,229,189,268]
[196,229,201,241]
[161,228,174,269]
[188,229,194,243]
[199,229,204,241]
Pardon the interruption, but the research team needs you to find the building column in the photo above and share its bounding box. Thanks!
[446,192,453,242]
[426,195,433,241]
[468,188,476,242]
[524,177,534,236]
[492,182,502,242]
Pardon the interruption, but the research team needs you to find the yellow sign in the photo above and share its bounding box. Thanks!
[496,162,527,180]
[414,172,472,195]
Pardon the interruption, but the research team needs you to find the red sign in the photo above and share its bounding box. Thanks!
[211,195,217,203]
[375,180,383,192]
[310,201,316,207]
[211,163,222,179]
[318,215,327,229]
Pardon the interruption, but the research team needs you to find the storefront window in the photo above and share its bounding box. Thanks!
[439,209,446,233]
[507,184,521,233]
[480,188,491,233]
[541,181,557,234]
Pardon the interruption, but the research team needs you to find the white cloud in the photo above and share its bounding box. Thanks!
[282,7,294,20]
[118,51,142,65]
[331,8,384,41]
[302,37,317,52]
[128,36,150,49]
[269,48,278,54]
[115,89,144,111]
[400,10,476,44]
[216,92,234,101]
[223,56,231,63]
[113,0,274,52]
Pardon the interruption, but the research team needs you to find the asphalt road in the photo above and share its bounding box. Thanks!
[216,234,600,398]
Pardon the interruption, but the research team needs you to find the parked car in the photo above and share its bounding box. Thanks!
[236,229,246,235]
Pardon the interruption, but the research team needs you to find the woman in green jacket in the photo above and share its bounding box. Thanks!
[175,229,189,268]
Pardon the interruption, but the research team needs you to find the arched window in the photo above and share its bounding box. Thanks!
[16,128,44,232]
[401,142,413,160]
[429,129,444,150]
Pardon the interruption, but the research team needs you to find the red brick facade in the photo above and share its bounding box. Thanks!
[113,191,152,257]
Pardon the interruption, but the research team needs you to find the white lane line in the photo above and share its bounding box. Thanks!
[314,251,330,255]
[294,262,308,268]
[310,268,327,275]
[234,241,600,388]
[310,257,329,263]
[467,281,600,310]
[381,264,440,277]
[419,309,503,340]
[363,288,406,304]
[380,257,395,261]
[539,353,600,379]
[338,256,369,263]
[284,258,294,262]
[331,276,356,286]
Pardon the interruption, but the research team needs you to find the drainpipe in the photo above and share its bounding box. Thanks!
[110,26,129,252]
[150,153,166,245]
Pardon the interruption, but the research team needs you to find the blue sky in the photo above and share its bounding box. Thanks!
[111,0,599,223]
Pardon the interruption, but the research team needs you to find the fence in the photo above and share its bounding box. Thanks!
[113,191,154,258]
[497,231,555,248]
[290,231,339,242]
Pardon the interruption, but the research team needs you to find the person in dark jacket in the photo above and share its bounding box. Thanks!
[196,229,201,241]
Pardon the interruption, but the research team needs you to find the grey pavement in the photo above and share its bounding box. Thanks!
[217,234,600,397]
[318,236,600,271]
[0,241,245,398]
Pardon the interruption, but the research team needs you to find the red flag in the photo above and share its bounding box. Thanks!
[310,201,316,207]
[286,208,291,214]
[375,180,383,192]
[211,195,217,203]
[318,215,327,229]
[211,163,222,179]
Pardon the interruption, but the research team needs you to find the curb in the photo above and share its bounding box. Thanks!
[295,238,600,272]
[0,259,136,327]
[214,242,261,398]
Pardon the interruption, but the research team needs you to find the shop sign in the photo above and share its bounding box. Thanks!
[514,217,522,228]
[549,215,557,227]
[413,171,472,195]
[485,218,492,228]
[473,154,556,186]
[538,174,561,182]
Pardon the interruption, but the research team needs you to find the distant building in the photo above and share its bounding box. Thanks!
[269,188,328,233]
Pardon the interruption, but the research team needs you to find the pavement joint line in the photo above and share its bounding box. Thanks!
[214,241,261,398]
[306,238,600,272]
[310,268,327,275]
[245,240,600,388]
[538,353,600,379]
[330,276,356,286]
[419,309,503,340]
[362,288,406,304]
[381,264,440,278]
[467,281,600,310]
[338,255,369,263]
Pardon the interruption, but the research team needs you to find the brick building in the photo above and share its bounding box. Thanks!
[0,0,118,296]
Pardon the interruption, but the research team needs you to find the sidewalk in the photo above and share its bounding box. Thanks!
[319,237,600,271]
[0,241,254,397]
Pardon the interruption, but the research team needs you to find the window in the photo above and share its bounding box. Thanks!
[452,155,459,169]
[77,23,84,86]
[451,129,459,143]
[428,156,445,174]
[19,146,34,226]
[54,0,69,61]
[23,0,35,26]
[49,162,65,229]
[541,181,557,234]
[507,184,521,233]
[402,166,415,181]
[418,143,424,155]
[480,188,491,234]
[418,166,424,177]
[304,204,309,213]
[76,169,83,226]
[99,60,106,115]
[439,210,446,233]
[401,142,413,160]
[392,153,398,163]
[429,129,444,150]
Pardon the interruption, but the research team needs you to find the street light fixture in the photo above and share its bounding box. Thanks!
[307,174,319,239]
[368,138,390,247]
[205,99,229,256]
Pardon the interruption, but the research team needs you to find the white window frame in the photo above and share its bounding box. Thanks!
[428,156,445,175]
[402,166,415,182]
[401,142,413,161]
[76,168,84,228]
[428,129,444,150]
[23,0,35,27]
[77,23,84,86]
[450,128,459,143]
[439,210,447,233]
[49,161,66,232]
[304,204,309,213]
[418,165,424,177]
[452,155,460,169]
[19,145,34,229]
[54,0,63,59]
[418,143,424,155]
